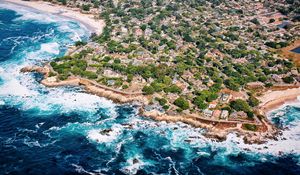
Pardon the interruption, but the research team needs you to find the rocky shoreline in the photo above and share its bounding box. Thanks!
[21,65,280,143]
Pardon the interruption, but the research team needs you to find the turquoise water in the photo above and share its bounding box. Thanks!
[0,3,300,175]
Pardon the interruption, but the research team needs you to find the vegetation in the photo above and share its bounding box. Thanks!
[82,4,91,11]
[243,124,257,131]
[174,97,189,110]
[48,0,299,127]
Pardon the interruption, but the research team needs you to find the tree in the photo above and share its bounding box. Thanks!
[140,24,147,31]
[58,0,67,5]
[224,79,240,91]
[206,92,218,102]
[193,96,208,109]
[75,41,87,46]
[151,82,165,92]
[269,18,275,23]
[142,85,155,95]
[156,98,167,106]
[250,18,260,25]
[164,84,182,94]
[174,97,189,110]
[282,76,294,84]
[230,99,251,113]
[248,96,259,107]
[82,4,91,11]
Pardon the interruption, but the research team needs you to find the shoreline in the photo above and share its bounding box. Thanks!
[21,65,279,143]
[8,0,288,143]
[258,87,300,115]
[2,0,105,35]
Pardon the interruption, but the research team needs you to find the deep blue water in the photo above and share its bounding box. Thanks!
[291,47,300,54]
[0,3,300,175]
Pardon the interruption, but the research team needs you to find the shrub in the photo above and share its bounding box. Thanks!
[48,71,57,77]
[265,82,273,88]
[243,124,257,131]
[81,71,98,79]
[122,84,129,89]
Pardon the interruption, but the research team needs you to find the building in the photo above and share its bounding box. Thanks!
[220,110,229,120]
[221,93,231,103]
[203,109,213,117]
[212,110,222,119]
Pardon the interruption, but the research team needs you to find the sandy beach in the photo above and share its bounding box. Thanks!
[3,0,105,35]
[258,87,300,114]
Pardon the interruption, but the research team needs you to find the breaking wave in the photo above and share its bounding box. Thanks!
[0,2,299,175]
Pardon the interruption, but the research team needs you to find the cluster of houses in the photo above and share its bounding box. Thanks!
[52,0,299,124]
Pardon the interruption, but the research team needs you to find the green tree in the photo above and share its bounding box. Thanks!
[82,4,91,11]
[164,84,182,94]
[174,97,189,110]
[140,24,147,31]
[248,96,260,107]
[269,18,275,23]
[224,79,240,91]
[193,96,208,109]
[282,76,294,83]
[230,99,251,113]
[142,85,155,95]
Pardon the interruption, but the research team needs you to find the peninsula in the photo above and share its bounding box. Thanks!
[17,0,300,143]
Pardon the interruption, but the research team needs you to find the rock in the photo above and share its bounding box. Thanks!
[133,158,139,164]
[99,129,112,135]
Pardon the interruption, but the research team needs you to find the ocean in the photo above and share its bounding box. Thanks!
[0,3,300,175]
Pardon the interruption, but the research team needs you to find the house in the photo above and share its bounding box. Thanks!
[209,101,218,109]
[212,110,221,118]
[107,80,115,86]
[203,109,213,117]
[220,110,229,120]
[246,82,264,89]
[230,111,247,119]
[221,93,231,103]
[271,74,282,82]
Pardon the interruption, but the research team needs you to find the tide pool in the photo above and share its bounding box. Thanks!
[0,3,299,175]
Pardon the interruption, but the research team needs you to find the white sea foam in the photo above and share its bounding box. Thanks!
[0,77,37,96]
[0,4,103,115]
[0,3,59,24]
[126,112,300,164]
[58,22,88,42]
[71,164,99,175]
[88,124,123,143]
[40,42,60,55]
[121,156,146,175]
[0,100,5,106]
[0,2,88,43]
